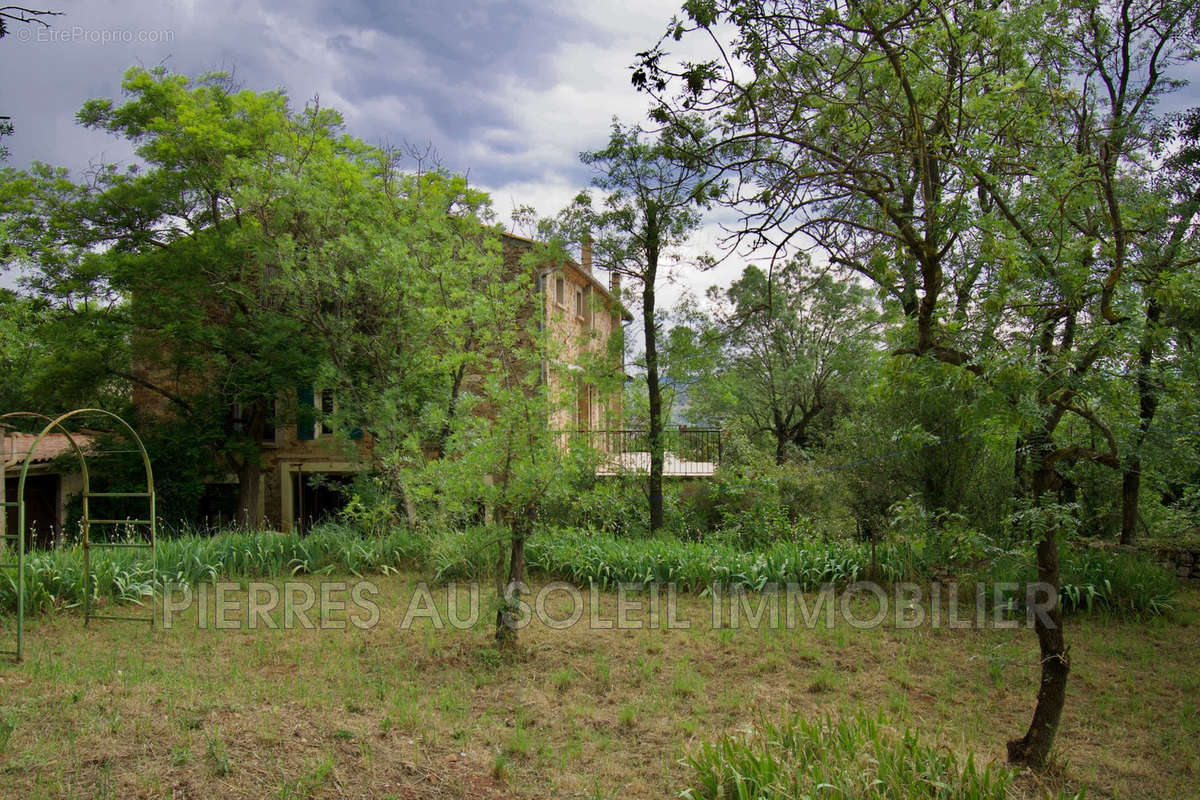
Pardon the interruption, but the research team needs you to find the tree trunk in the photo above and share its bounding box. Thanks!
[1013,435,1026,500]
[1120,297,1161,545]
[644,250,664,532]
[234,400,268,529]
[495,510,529,645]
[1119,466,1141,546]
[1007,454,1069,768]
[236,456,262,529]
[437,363,468,459]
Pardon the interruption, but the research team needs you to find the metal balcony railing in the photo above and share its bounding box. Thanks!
[554,427,722,477]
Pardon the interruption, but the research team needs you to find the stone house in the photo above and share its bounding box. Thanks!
[132,232,630,532]
[1,432,90,548]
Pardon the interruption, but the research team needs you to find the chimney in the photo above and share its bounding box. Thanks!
[609,270,621,295]
[581,235,593,274]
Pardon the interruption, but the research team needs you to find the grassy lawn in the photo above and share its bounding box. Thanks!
[0,573,1197,799]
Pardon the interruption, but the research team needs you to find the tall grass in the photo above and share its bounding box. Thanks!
[0,522,1176,619]
[0,524,424,615]
[978,545,1176,617]
[682,713,1080,800]
[522,527,917,591]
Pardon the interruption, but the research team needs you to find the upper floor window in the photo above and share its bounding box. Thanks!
[297,386,362,441]
[296,387,334,441]
[320,389,334,435]
[263,399,277,443]
[575,287,584,319]
[555,275,565,306]
[232,398,278,444]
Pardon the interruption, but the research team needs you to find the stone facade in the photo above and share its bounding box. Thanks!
[521,234,629,433]
[132,232,629,532]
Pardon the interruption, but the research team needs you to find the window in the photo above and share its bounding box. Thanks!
[320,389,335,436]
[298,387,359,441]
[232,399,278,444]
[262,398,277,444]
[575,287,584,318]
[296,386,315,440]
[555,275,565,306]
[576,381,591,431]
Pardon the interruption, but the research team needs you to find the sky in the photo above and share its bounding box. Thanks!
[0,0,745,310]
[3,2,1198,312]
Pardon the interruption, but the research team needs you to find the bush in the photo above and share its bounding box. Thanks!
[681,713,1076,800]
[977,544,1176,617]
[888,496,996,566]
[545,477,649,538]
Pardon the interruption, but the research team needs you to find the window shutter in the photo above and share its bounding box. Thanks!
[296,386,315,440]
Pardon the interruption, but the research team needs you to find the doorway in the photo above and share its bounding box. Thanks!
[291,472,353,534]
[4,474,60,550]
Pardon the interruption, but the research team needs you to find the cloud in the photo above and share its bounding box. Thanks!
[0,0,675,188]
[0,0,772,314]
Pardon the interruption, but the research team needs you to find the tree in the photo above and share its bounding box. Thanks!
[702,258,879,464]
[1,67,332,526]
[0,6,58,37]
[227,120,574,641]
[574,120,717,532]
[1118,106,1200,543]
[634,0,1198,767]
[439,242,562,644]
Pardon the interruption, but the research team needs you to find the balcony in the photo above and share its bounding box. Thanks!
[554,427,722,477]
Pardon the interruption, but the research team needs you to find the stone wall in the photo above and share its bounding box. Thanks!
[1151,547,1200,583]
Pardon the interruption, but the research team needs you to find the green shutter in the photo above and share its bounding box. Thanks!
[296,386,315,440]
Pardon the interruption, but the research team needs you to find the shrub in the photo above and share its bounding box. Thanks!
[546,477,649,538]
[680,713,1074,800]
[888,496,996,567]
[977,544,1176,617]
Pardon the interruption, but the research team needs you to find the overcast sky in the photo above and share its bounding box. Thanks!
[1,1,673,201]
[0,0,749,310]
[3,1,1198,312]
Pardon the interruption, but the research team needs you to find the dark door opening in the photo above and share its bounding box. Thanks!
[4,474,60,550]
[292,472,353,534]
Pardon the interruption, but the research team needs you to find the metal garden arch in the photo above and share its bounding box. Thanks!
[1,409,156,661]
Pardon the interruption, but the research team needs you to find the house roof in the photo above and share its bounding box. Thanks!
[2,432,94,468]
[500,232,634,322]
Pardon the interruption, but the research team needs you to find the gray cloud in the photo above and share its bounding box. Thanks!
[0,0,647,197]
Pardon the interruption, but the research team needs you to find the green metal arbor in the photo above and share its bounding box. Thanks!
[1,409,156,661]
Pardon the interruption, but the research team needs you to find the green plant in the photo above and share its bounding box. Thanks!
[0,522,426,615]
[681,713,1080,799]
[207,728,232,777]
[338,474,403,537]
[522,526,920,592]
[976,544,1176,618]
[0,713,15,754]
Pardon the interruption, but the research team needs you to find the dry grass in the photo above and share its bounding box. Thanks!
[0,574,1197,799]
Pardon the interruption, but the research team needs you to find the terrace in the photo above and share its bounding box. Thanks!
[555,427,722,477]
